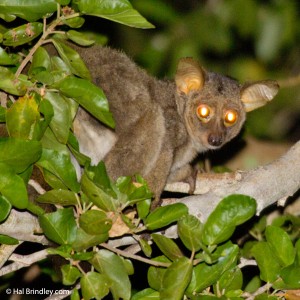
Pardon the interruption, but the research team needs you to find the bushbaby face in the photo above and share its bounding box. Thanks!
[183,73,246,150]
[175,57,279,151]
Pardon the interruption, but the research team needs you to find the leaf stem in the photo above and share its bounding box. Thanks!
[15,11,80,78]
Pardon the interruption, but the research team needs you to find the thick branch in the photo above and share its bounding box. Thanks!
[164,140,300,222]
[0,249,48,276]
[0,210,49,245]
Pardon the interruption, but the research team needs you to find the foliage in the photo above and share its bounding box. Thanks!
[0,1,299,300]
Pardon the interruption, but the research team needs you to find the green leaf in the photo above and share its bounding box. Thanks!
[72,228,108,252]
[0,66,31,95]
[57,0,70,5]
[77,0,154,29]
[202,194,256,245]
[90,249,131,300]
[139,238,152,258]
[0,47,15,65]
[81,170,117,212]
[160,257,193,300]
[3,22,43,46]
[47,244,73,259]
[88,162,115,194]
[136,198,151,219]
[131,288,159,300]
[265,225,295,267]
[0,162,28,209]
[187,242,239,294]
[70,289,80,300]
[178,214,203,252]
[296,239,300,266]
[280,264,300,289]
[244,275,261,293]
[36,98,54,137]
[151,234,183,261]
[251,241,281,283]
[39,208,77,245]
[27,201,45,216]
[29,46,51,75]
[79,209,112,235]
[147,267,165,292]
[66,30,95,46]
[0,106,6,122]
[67,132,91,166]
[52,39,91,80]
[147,256,170,291]
[63,16,85,29]
[36,189,78,206]
[6,94,53,141]
[42,168,70,190]
[55,76,115,128]
[50,55,73,77]
[45,92,72,144]
[128,175,152,204]
[72,251,94,261]
[37,147,80,192]
[0,138,42,173]
[216,267,243,295]
[32,69,55,86]
[0,0,57,22]
[61,264,81,286]
[0,234,19,245]
[121,257,134,275]
[115,175,152,205]
[145,203,188,230]
[80,271,110,300]
[0,195,11,222]
[6,95,40,140]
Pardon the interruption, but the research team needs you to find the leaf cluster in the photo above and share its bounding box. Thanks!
[0,1,299,300]
[0,0,153,219]
[242,214,300,294]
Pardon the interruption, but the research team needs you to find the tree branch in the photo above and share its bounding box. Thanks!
[0,244,21,269]
[0,249,48,276]
[0,210,49,245]
[163,140,300,237]
[166,140,300,216]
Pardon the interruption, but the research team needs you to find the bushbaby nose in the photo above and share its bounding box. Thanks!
[208,134,223,147]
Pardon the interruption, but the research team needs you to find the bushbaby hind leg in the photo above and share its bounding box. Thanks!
[103,108,173,205]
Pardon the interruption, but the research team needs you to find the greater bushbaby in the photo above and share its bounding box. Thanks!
[71,45,279,205]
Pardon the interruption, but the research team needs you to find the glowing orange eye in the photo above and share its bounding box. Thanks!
[224,110,238,127]
[197,104,211,122]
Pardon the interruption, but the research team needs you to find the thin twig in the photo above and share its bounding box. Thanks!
[28,179,46,194]
[101,242,170,268]
[15,11,80,77]
[15,18,60,77]
[238,257,257,269]
[244,282,272,300]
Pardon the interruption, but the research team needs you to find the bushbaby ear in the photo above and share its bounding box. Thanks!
[241,80,279,112]
[175,58,205,95]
